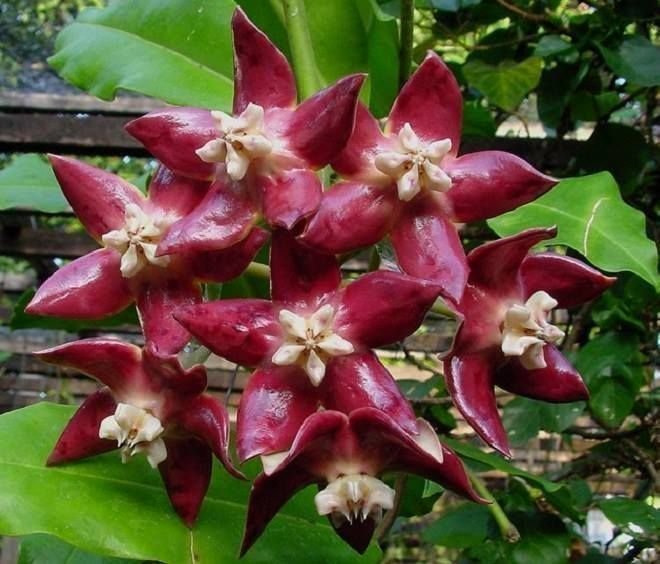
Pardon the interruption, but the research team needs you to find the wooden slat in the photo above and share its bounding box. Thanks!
[0,227,96,258]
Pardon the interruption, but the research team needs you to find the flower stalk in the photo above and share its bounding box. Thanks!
[399,0,415,87]
[469,471,520,543]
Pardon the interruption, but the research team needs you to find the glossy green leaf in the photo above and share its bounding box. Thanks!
[0,155,68,213]
[598,36,660,87]
[463,101,496,137]
[18,534,133,564]
[422,503,492,547]
[537,61,588,129]
[463,57,542,112]
[49,0,236,109]
[488,172,660,290]
[599,498,660,540]
[0,403,381,563]
[509,513,569,564]
[533,35,575,58]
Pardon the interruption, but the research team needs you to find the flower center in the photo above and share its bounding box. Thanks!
[271,304,354,386]
[315,474,395,526]
[101,203,171,278]
[99,403,167,468]
[501,290,565,370]
[195,102,273,181]
[374,122,452,202]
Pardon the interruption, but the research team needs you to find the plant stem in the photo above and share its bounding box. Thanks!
[281,0,322,99]
[246,261,271,279]
[376,474,407,540]
[399,0,415,87]
[430,298,457,319]
[470,472,520,543]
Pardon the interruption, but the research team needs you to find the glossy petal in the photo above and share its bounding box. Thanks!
[231,8,296,114]
[186,227,268,282]
[125,108,217,179]
[391,196,467,304]
[496,345,589,402]
[299,182,401,254]
[25,249,132,319]
[322,351,418,435]
[47,389,117,465]
[175,300,280,366]
[270,229,341,307]
[159,437,212,527]
[157,179,258,255]
[445,151,557,222]
[386,53,462,155]
[135,277,202,356]
[145,166,209,219]
[48,156,145,240]
[334,271,440,349]
[444,353,510,457]
[237,365,317,461]
[286,74,365,168]
[254,168,322,229]
[521,253,616,309]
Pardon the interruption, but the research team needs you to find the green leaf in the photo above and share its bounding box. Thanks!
[0,155,69,213]
[598,36,660,87]
[463,57,543,112]
[0,403,381,563]
[18,534,133,564]
[509,513,569,564]
[49,0,236,109]
[442,437,562,493]
[599,498,660,540]
[397,374,442,399]
[533,35,575,58]
[422,503,492,548]
[569,91,620,122]
[488,172,660,290]
[463,101,496,137]
[537,62,588,129]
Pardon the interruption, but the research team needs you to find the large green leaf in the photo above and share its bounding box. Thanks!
[463,57,542,112]
[422,503,492,548]
[503,397,584,446]
[0,154,69,213]
[49,0,236,109]
[597,36,660,87]
[19,534,133,564]
[599,498,660,540]
[0,403,380,563]
[488,172,660,290]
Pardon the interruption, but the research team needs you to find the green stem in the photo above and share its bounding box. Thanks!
[246,261,271,279]
[399,0,415,87]
[282,0,322,99]
[470,472,520,543]
[430,298,457,319]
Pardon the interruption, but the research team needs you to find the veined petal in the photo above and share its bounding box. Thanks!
[25,249,133,319]
[444,151,557,222]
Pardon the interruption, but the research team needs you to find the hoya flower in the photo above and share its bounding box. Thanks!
[300,52,557,303]
[443,227,615,456]
[125,8,364,255]
[25,156,267,354]
[36,339,243,526]
[240,408,483,555]
[175,230,442,463]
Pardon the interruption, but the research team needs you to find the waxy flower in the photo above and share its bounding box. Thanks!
[26,156,267,354]
[240,408,483,555]
[175,230,442,463]
[300,53,557,303]
[443,227,615,456]
[36,339,242,525]
[126,9,364,255]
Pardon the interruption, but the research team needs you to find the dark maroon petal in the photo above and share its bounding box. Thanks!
[240,467,317,557]
[521,253,616,309]
[286,74,365,168]
[332,103,391,180]
[386,53,462,154]
[390,197,467,304]
[47,389,117,465]
[334,271,440,348]
[299,181,401,254]
[135,276,202,356]
[237,365,318,462]
[145,165,209,219]
[187,227,268,282]
[175,300,280,366]
[444,353,510,457]
[158,179,258,255]
[270,229,341,308]
[25,249,132,319]
[496,345,589,402]
[125,108,217,180]
[331,517,376,554]
[322,351,417,435]
[175,395,244,479]
[159,437,212,527]
[467,227,557,295]
[232,8,296,114]
[445,151,557,222]
[142,345,207,399]
[35,339,146,397]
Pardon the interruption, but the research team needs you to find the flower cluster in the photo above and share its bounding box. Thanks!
[30,8,614,555]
